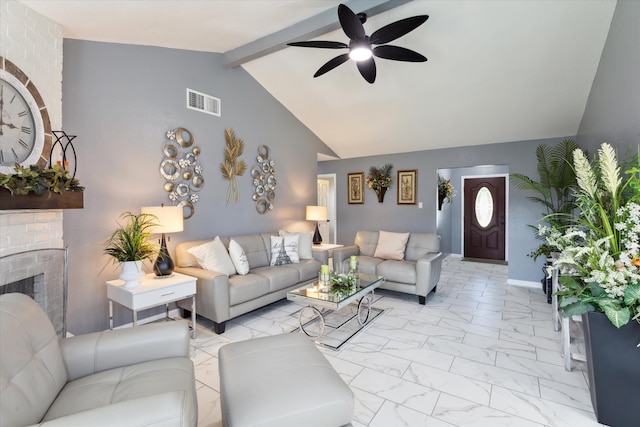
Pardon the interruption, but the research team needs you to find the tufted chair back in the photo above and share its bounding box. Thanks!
[0,293,68,427]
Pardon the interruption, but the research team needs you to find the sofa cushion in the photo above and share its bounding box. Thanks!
[279,230,313,259]
[252,265,301,292]
[175,239,211,268]
[0,293,68,427]
[187,237,236,276]
[269,235,299,266]
[42,357,195,423]
[229,274,270,306]
[373,231,410,260]
[230,234,271,269]
[405,233,441,261]
[285,259,322,283]
[355,230,379,256]
[229,239,249,275]
[353,255,383,276]
[376,260,417,284]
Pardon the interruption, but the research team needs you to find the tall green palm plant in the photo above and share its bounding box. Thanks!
[511,138,581,259]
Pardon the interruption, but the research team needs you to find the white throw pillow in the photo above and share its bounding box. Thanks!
[270,235,300,266]
[187,236,236,276]
[229,239,249,275]
[373,231,411,261]
[279,230,313,259]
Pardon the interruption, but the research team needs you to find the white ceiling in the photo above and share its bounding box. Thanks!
[20,0,616,159]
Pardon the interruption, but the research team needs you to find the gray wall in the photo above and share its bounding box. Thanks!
[318,137,572,284]
[62,40,331,334]
[577,0,640,155]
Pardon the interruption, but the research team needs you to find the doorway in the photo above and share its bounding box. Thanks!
[317,174,337,244]
[463,176,507,262]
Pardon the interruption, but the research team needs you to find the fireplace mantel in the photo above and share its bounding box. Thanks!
[0,190,83,210]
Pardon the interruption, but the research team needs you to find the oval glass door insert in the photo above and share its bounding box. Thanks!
[475,186,493,228]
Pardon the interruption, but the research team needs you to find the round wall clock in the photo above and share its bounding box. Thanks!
[0,56,52,174]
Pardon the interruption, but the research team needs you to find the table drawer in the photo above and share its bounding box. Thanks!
[134,281,195,309]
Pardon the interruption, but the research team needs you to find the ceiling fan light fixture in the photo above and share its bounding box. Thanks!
[349,45,372,61]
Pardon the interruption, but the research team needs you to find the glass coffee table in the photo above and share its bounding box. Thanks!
[287,273,385,349]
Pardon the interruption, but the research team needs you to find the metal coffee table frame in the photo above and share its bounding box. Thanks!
[287,274,384,349]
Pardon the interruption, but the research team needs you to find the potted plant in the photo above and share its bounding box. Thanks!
[366,163,393,202]
[511,139,580,298]
[543,143,639,427]
[0,164,84,209]
[437,174,455,210]
[103,211,158,288]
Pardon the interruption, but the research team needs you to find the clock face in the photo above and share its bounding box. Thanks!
[0,78,37,166]
[0,65,47,174]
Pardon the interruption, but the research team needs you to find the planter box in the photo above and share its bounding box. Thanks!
[0,189,83,210]
[583,311,640,427]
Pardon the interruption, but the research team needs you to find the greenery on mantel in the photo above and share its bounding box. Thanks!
[0,164,84,196]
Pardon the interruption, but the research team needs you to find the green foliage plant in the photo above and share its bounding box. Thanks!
[103,212,158,264]
[510,138,580,260]
[0,164,84,195]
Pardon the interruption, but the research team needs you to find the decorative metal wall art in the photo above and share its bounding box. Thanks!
[251,145,276,214]
[161,128,204,219]
[220,128,247,205]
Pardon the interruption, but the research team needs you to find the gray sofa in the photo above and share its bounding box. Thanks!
[174,232,328,334]
[333,230,443,304]
[0,293,197,427]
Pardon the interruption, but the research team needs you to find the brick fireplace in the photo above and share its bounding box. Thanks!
[0,210,67,336]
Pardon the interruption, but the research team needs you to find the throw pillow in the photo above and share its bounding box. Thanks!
[187,236,236,276]
[229,239,250,275]
[373,231,411,261]
[279,230,313,259]
[270,235,300,266]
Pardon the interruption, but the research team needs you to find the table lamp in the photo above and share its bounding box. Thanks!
[141,205,184,276]
[306,205,328,245]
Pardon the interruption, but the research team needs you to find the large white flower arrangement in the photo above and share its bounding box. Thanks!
[543,143,640,329]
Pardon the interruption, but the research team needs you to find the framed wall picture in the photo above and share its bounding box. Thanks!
[347,172,365,204]
[397,170,417,205]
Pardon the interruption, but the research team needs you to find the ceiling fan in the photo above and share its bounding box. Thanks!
[287,3,428,84]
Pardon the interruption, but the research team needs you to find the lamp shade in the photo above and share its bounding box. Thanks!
[306,205,328,222]
[141,206,184,234]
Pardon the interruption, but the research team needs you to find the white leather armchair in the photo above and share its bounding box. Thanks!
[0,293,197,427]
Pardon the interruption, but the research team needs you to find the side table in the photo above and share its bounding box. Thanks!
[107,272,197,338]
[312,243,344,269]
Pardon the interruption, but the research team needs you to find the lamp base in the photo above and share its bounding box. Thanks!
[154,233,175,276]
[312,223,323,245]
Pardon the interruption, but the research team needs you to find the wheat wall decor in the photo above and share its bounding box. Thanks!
[220,128,247,205]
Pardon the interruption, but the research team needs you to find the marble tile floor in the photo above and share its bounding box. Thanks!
[189,256,604,427]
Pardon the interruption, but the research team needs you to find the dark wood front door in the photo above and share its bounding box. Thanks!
[463,177,506,261]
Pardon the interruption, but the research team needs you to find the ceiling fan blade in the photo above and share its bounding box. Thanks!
[287,40,348,49]
[314,53,350,78]
[373,45,427,62]
[369,15,429,45]
[357,57,376,84]
[338,4,365,41]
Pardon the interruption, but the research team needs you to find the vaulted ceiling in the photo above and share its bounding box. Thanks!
[20,0,616,159]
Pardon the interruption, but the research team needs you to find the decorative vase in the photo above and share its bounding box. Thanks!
[582,311,640,427]
[119,261,144,288]
[376,187,387,203]
[438,195,445,210]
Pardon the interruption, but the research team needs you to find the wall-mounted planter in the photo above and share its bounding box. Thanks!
[0,189,84,210]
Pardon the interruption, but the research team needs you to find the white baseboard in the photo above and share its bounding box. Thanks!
[507,279,540,289]
[112,308,182,329]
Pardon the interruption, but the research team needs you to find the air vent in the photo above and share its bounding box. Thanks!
[186,88,221,117]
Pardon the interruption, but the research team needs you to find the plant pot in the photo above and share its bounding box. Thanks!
[582,311,640,427]
[119,261,144,288]
[376,187,387,203]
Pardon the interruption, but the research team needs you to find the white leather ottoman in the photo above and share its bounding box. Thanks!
[218,333,354,427]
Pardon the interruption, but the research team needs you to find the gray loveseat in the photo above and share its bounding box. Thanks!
[174,232,327,334]
[333,230,443,304]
